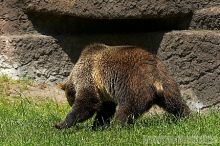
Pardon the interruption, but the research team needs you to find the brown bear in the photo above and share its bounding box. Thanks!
[54,43,190,129]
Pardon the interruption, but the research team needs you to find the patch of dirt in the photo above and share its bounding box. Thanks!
[8,83,66,103]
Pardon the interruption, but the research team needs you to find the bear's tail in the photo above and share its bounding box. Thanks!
[56,82,66,90]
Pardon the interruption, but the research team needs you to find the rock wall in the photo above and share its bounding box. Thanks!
[158,31,220,111]
[0,0,219,110]
[0,34,72,81]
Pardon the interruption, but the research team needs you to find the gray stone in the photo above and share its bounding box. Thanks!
[0,0,36,35]
[23,0,220,19]
[0,34,73,83]
[190,6,220,30]
[158,30,220,110]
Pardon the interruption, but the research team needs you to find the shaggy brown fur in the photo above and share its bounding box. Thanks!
[54,43,190,129]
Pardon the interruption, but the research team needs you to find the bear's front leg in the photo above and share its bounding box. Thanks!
[55,95,100,129]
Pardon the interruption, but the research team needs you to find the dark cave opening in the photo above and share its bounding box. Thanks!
[27,12,192,35]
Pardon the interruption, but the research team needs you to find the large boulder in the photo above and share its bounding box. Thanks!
[0,34,72,82]
[190,6,220,30]
[0,0,35,35]
[23,0,219,19]
[158,30,220,111]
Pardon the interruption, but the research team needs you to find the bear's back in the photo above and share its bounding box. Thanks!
[90,45,163,102]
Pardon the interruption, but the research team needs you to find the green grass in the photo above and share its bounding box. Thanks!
[0,76,219,146]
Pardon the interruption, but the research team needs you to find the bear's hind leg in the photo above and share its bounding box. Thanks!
[92,101,116,130]
[155,83,190,118]
[115,95,154,126]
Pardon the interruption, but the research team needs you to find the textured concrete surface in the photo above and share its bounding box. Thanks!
[0,0,36,35]
[158,30,220,110]
[0,34,73,82]
[190,6,220,30]
[23,0,220,19]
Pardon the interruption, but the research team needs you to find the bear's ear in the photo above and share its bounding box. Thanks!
[56,83,66,90]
